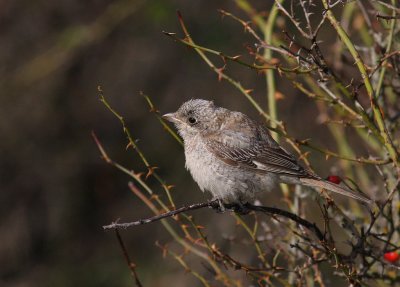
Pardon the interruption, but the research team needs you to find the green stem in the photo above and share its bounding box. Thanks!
[321,0,399,166]
[375,0,397,98]
[99,91,176,208]
[264,1,282,141]
[235,215,269,266]
[175,11,274,123]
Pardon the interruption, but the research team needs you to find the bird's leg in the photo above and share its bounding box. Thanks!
[210,198,226,213]
[220,201,251,215]
[210,198,250,215]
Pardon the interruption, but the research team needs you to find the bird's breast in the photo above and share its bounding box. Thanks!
[184,138,215,192]
[183,136,279,202]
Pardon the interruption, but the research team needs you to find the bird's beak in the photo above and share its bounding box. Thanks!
[162,112,180,124]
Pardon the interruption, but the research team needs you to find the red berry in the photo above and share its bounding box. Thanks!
[384,251,399,262]
[327,175,341,184]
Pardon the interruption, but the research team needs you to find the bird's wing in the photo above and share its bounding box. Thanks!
[205,138,313,178]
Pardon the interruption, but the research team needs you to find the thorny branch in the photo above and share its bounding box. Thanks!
[115,230,143,287]
[103,199,325,241]
[100,0,400,285]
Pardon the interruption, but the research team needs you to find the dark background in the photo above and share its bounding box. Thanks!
[0,1,358,286]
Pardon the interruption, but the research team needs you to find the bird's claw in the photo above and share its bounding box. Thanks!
[210,199,226,213]
[211,199,250,215]
[230,202,251,215]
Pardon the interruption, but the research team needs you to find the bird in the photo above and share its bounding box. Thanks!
[162,99,372,209]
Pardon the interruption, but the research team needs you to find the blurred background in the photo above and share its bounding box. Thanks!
[0,0,378,286]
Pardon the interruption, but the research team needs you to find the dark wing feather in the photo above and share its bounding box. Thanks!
[205,139,313,178]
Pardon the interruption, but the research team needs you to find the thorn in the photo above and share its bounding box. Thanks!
[156,241,168,258]
[243,21,252,33]
[146,166,159,179]
[217,9,227,19]
[299,138,310,145]
[193,238,203,245]
[176,10,183,21]
[132,170,144,179]
[277,67,283,77]
[149,194,159,201]
[379,106,385,119]
[244,89,254,94]
[149,105,159,113]
[298,151,310,162]
[220,55,227,64]
[162,183,175,191]
[126,142,133,150]
[162,31,176,36]
[217,65,226,82]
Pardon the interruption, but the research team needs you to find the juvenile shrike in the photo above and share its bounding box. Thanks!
[163,99,372,206]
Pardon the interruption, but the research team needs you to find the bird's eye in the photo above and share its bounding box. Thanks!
[188,117,197,124]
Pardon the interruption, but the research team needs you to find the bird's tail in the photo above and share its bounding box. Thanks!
[300,177,372,205]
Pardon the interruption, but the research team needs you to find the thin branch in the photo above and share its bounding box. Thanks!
[142,92,183,145]
[275,0,311,39]
[162,30,314,74]
[103,200,325,241]
[98,87,176,208]
[372,0,400,13]
[243,203,325,241]
[115,230,143,287]
[376,13,400,20]
[103,200,214,229]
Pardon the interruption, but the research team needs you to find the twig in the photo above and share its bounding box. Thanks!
[98,88,176,208]
[103,200,215,229]
[103,200,325,241]
[376,13,400,20]
[142,92,183,145]
[375,0,398,98]
[243,203,325,241]
[115,229,143,287]
[162,30,313,74]
[274,0,311,39]
[372,0,400,13]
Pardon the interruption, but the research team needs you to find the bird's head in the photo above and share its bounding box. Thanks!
[163,99,221,139]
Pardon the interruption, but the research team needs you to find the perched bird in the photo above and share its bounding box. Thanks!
[163,99,371,207]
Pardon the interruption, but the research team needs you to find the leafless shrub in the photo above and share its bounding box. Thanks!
[97,1,400,286]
